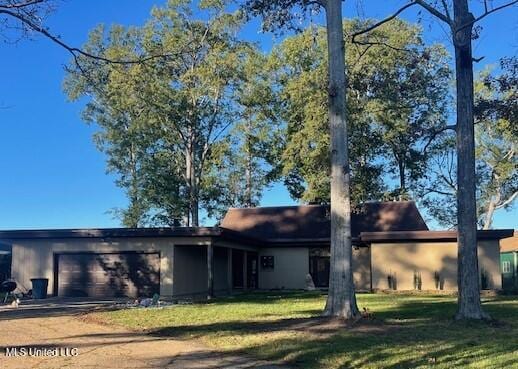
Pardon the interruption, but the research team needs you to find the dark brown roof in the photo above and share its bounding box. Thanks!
[0,227,264,246]
[360,229,514,243]
[220,201,429,244]
[0,227,222,240]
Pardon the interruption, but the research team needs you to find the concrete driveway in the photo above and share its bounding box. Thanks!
[0,298,286,369]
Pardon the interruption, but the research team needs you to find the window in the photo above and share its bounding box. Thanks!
[502,261,511,274]
[260,255,274,270]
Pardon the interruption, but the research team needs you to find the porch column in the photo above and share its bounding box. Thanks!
[227,248,233,294]
[207,243,214,299]
[243,250,248,290]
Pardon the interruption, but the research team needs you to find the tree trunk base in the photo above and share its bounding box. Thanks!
[454,310,491,320]
[322,293,360,320]
[322,308,361,321]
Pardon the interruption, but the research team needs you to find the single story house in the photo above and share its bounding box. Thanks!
[0,243,11,282]
[500,231,518,291]
[1,201,512,299]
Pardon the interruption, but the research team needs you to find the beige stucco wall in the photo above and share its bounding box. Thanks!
[353,246,371,291]
[10,236,212,298]
[371,240,501,291]
[259,247,309,289]
[257,246,371,291]
[500,233,518,253]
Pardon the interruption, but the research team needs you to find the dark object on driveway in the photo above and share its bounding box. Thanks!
[1,280,17,303]
[31,278,49,299]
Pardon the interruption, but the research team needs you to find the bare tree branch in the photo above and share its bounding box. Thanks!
[495,190,518,209]
[351,2,418,43]
[456,0,518,33]
[352,39,415,52]
[440,0,452,22]
[352,0,516,49]
[422,124,456,154]
[0,0,44,9]
[414,0,451,24]
[0,7,180,65]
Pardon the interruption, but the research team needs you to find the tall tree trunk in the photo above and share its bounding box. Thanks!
[397,155,406,195]
[191,178,199,226]
[185,129,199,227]
[452,0,488,320]
[129,147,140,228]
[185,145,193,227]
[483,198,496,230]
[245,159,252,207]
[190,157,199,227]
[323,0,359,320]
[245,130,253,208]
[483,190,500,230]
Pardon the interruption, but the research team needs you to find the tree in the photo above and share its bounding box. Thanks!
[417,61,517,230]
[63,25,156,227]
[417,135,458,228]
[65,0,258,226]
[364,22,451,198]
[353,0,517,319]
[475,59,517,229]
[243,0,360,319]
[269,19,451,205]
[202,51,281,218]
[269,23,384,204]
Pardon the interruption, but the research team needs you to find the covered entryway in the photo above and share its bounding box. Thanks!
[56,252,160,298]
[230,249,258,290]
[232,249,245,289]
[310,256,330,288]
[309,248,330,287]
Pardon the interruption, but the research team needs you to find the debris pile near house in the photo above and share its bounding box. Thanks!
[115,293,194,310]
[305,273,316,291]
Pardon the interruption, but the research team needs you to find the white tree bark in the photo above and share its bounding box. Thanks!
[452,0,489,320]
[322,0,360,319]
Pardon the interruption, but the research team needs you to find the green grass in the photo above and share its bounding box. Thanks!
[96,292,518,369]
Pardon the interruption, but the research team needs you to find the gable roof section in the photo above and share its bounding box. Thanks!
[220,201,429,244]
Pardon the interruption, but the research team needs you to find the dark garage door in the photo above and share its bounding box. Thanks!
[57,252,160,298]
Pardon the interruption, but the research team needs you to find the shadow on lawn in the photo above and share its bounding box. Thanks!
[147,296,518,369]
[235,329,518,369]
[206,290,328,305]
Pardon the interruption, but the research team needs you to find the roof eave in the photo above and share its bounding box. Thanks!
[360,229,515,243]
[0,227,222,240]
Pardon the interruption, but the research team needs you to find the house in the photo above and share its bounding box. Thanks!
[500,231,518,291]
[0,243,11,282]
[1,201,512,299]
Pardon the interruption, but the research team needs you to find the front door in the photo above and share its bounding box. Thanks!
[310,256,330,287]
[247,252,258,289]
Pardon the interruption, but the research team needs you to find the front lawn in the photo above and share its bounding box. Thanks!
[95,292,518,369]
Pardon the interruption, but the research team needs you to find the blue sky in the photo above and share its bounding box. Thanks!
[0,0,516,230]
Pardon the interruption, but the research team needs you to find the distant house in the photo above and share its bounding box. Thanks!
[0,243,11,281]
[1,201,512,299]
[500,231,518,291]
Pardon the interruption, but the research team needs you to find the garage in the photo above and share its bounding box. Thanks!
[56,252,160,298]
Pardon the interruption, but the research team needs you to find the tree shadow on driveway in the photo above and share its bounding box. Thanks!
[0,297,124,320]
